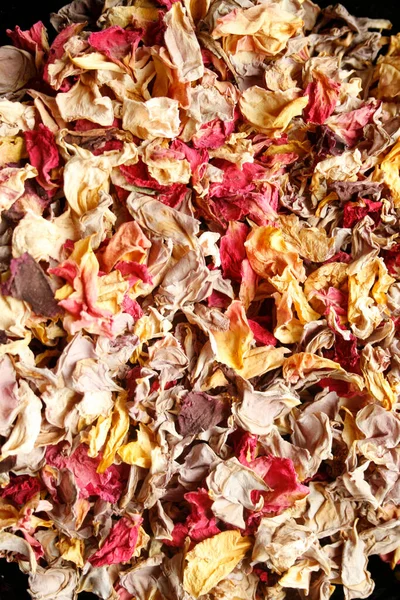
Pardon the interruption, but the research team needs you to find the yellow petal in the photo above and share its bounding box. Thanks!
[264,140,310,158]
[212,3,303,57]
[283,352,342,384]
[63,144,138,216]
[56,80,114,126]
[29,320,66,346]
[183,530,252,598]
[209,132,254,166]
[271,268,320,324]
[279,214,336,263]
[30,516,53,529]
[71,53,125,73]
[239,87,308,137]
[0,499,19,529]
[273,290,304,344]
[118,423,155,468]
[210,301,253,370]
[361,347,397,410]
[374,55,400,99]
[58,536,85,568]
[0,135,27,167]
[391,546,400,569]
[97,392,129,473]
[245,226,305,281]
[142,139,191,185]
[373,139,400,206]
[304,262,348,315]
[55,283,74,301]
[371,259,395,305]
[12,209,79,263]
[122,97,181,140]
[164,1,204,82]
[74,499,91,530]
[87,414,112,458]
[348,257,394,339]
[101,2,163,29]
[184,0,211,23]
[96,270,129,315]
[341,406,362,449]
[201,368,229,391]
[237,346,289,379]
[279,559,320,592]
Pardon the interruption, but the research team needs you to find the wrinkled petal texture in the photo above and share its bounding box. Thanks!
[0,2,399,599]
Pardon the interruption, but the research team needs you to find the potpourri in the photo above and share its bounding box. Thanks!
[0,0,400,599]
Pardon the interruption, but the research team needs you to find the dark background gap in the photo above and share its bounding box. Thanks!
[0,0,400,45]
[0,0,400,599]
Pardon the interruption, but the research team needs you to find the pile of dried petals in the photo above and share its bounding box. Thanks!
[0,0,400,598]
